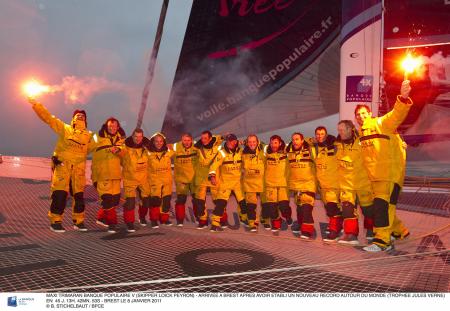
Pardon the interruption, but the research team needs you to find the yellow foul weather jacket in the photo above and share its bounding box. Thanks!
[120,137,150,185]
[91,123,126,183]
[311,135,339,190]
[32,103,94,166]
[335,134,371,191]
[264,143,288,188]
[193,135,223,187]
[286,141,316,192]
[359,96,412,182]
[146,135,175,187]
[209,145,243,188]
[241,143,265,193]
[173,141,197,184]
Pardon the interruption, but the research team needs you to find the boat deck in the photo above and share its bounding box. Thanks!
[0,156,448,292]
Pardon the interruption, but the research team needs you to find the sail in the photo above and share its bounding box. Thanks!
[161,0,341,141]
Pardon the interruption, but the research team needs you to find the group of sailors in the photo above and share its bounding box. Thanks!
[27,80,413,252]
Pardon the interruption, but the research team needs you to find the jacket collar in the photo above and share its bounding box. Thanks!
[194,136,217,149]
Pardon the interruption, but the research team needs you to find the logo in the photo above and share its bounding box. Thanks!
[6,296,35,307]
[218,0,295,17]
[7,296,17,307]
[346,75,373,102]
[210,1,316,59]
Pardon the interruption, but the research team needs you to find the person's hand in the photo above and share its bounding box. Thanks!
[400,80,411,99]
[210,175,217,186]
[28,97,38,105]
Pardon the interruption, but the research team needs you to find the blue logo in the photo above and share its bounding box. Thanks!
[7,296,17,307]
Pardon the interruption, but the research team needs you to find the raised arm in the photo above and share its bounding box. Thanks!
[378,80,413,133]
[28,97,65,136]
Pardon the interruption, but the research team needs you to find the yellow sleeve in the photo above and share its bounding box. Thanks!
[87,132,97,154]
[310,143,317,161]
[378,96,413,133]
[208,149,225,176]
[32,103,66,136]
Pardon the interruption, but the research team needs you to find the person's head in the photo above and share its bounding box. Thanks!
[270,135,282,152]
[246,134,259,151]
[337,120,355,140]
[354,104,372,127]
[132,128,144,145]
[153,134,165,150]
[315,126,327,143]
[106,117,119,136]
[181,133,193,149]
[225,134,238,150]
[291,132,304,149]
[72,109,86,130]
[73,110,86,121]
[200,130,212,146]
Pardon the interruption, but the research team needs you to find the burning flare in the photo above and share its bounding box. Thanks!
[22,79,50,98]
[401,54,423,79]
[21,75,133,104]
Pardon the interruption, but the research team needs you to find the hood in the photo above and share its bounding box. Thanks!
[125,136,150,149]
[148,132,168,152]
[243,142,263,154]
[224,143,240,154]
[98,119,126,138]
[286,140,309,152]
[316,134,336,147]
[336,131,357,145]
[194,136,217,149]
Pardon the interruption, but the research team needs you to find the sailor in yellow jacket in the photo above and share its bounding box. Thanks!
[311,126,342,242]
[173,133,197,226]
[286,132,316,239]
[208,134,246,232]
[355,80,412,252]
[28,98,94,233]
[335,120,374,245]
[91,117,126,233]
[241,134,266,232]
[193,131,223,229]
[146,132,175,228]
[118,128,152,230]
[263,135,291,232]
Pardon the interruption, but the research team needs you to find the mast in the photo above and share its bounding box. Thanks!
[136,0,169,129]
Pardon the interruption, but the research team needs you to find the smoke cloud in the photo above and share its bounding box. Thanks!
[46,75,135,105]
[421,51,450,85]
